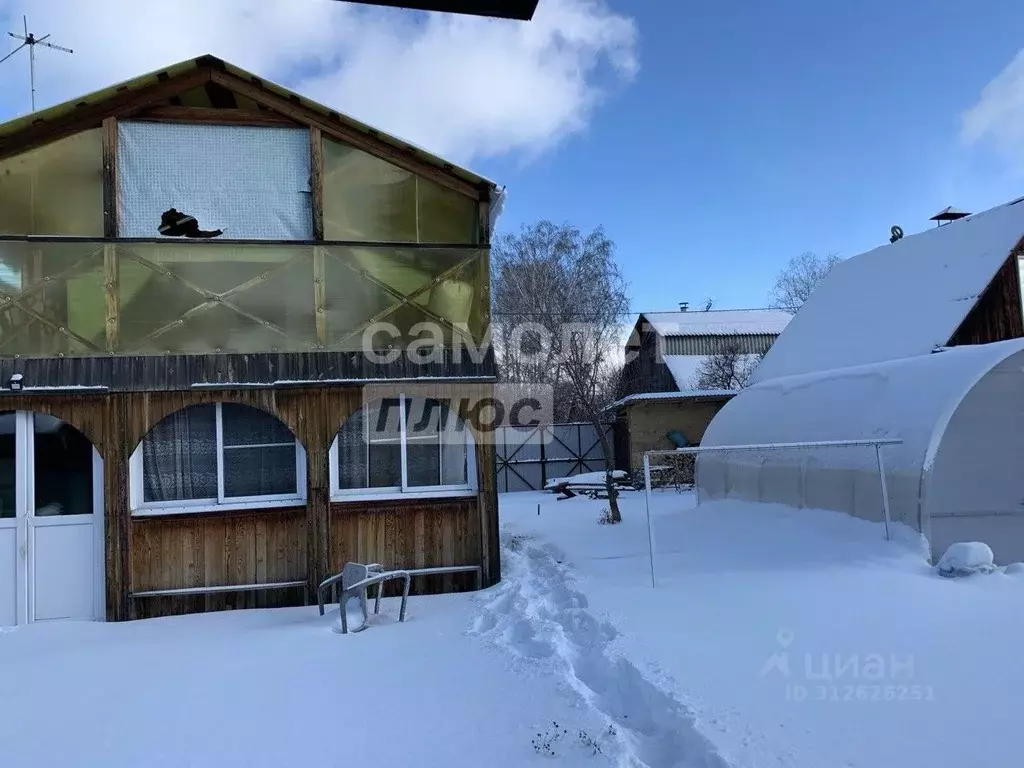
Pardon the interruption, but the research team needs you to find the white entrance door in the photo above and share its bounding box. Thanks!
[0,412,104,627]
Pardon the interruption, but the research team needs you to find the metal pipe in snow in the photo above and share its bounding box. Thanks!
[643,453,656,588]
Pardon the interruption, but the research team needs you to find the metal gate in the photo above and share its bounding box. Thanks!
[495,422,613,492]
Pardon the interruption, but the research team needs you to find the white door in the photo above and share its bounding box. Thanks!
[0,411,104,627]
[0,413,20,626]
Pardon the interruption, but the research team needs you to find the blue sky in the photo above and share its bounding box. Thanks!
[475,0,1024,314]
[2,0,1024,318]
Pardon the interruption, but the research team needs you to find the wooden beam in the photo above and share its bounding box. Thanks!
[104,244,119,353]
[0,67,212,161]
[209,70,482,201]
[309,127,324,240]
[310,127,327,343]
[131,105,298,127]
[204,80,238,109]
[478,197,490,246]
[101,117,118,238]
[313,247,327,348]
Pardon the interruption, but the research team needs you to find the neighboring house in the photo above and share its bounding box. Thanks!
[609,308,791,472]
[698,196,1024,564]
[0,55,501,628]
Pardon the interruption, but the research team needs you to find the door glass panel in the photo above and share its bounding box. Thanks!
[33,413,94,516]
[0,413,14,518]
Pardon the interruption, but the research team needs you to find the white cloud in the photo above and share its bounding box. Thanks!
[962,49,1024,163]
[0,0,637,165]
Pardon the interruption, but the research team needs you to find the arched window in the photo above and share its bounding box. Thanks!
[330,396,476,499]
[130,403,305,514]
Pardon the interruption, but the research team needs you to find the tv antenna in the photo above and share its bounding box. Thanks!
[0,16,74,112]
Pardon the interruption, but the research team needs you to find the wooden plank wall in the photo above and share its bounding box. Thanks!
[330,497,481,594]
[949,251,1024,347]
[132,507,306,618]
[0,381,498,621]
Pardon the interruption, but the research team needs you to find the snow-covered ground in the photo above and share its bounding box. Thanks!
[496,490,1024,768]
[0,591,616,767]
[3,489,1022,767]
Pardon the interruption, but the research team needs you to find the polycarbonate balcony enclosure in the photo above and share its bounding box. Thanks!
[0,125,488,358]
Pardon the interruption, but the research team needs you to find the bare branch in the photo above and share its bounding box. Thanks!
[769,251,843,311]
[695,337,764,390]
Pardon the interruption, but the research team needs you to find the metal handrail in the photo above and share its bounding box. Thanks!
[318,565,412,634]
[317,563,383,610]
[317,563,484,633]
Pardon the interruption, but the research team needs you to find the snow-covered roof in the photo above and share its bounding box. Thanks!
[607,388,737,411]
[753,196,1024,384]
[641,309,792,338]
[701,339,1024,477]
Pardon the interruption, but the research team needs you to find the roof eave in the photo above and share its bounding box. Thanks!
[0,53,497,193]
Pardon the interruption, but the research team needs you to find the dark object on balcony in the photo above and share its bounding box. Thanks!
[158,208,224,238]
[331,0,539,19]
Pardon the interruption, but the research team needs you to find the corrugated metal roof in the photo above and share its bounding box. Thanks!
[0,54,497,190]
[640,309,793,338]
[605,388,737,411]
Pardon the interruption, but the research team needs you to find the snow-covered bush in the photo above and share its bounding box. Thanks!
[936,542,996,578]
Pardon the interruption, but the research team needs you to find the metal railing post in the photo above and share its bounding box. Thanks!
[643,453,656,588]
[875,443,893,541]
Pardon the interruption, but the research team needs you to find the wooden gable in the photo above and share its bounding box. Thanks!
[0,55,488,201]
[948,247,1024,348]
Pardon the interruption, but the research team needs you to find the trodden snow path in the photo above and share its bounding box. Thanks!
[472,533,733,768]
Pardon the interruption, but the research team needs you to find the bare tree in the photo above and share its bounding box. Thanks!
[561,325,627,523]
[492,221,630,521]
[769,251,842,311]
[695,338,763,389]
[491,221,630,421]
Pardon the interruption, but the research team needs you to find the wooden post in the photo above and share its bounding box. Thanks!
[101,117,118,238]
[478,195,490,246]
[313,247,327,348]
[309,126,324,240]
[104,245,119,353]
[101,117,120,354]
[104,393,132,621]
[310,127,327,349]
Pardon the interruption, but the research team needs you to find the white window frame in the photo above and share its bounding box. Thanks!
[130,403,307,517]
[329,393,477,502]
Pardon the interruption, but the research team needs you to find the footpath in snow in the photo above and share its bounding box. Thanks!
[472,531,731,768]
[497,489,1024,768]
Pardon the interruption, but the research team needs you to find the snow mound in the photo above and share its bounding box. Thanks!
[937,541,996,577]
[1003,562,1024,576]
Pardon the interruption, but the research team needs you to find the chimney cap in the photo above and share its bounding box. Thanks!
[929,206,971,223]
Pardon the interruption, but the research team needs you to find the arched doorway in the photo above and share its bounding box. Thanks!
[0,412,104,627]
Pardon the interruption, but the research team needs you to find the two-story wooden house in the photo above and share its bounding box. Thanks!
[0,55,501,627]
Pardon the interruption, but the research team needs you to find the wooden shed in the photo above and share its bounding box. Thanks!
[0,55,501,627]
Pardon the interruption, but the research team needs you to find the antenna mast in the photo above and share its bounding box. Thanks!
[0,16,73,112]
